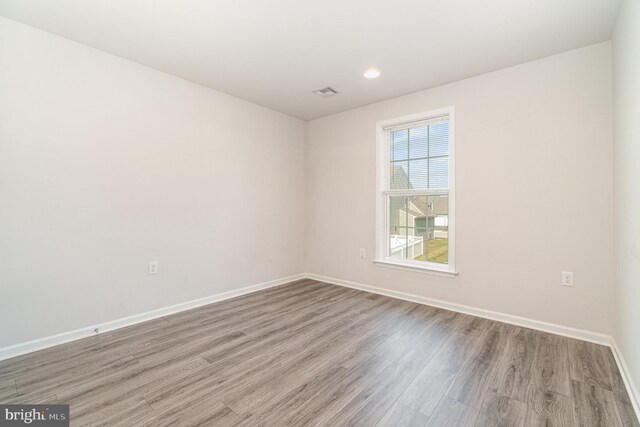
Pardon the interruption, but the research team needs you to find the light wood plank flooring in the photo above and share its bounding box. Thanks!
[0,279,637,426]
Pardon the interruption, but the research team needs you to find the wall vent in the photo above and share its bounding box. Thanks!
[313,87,339,98]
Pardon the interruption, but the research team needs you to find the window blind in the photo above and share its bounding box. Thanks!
[388,119,450,190]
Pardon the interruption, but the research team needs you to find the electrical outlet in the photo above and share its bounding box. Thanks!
[359,248,366,259]
[149,260,159,275]
[561,271,573,287]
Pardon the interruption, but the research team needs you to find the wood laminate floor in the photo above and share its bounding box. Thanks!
[0,279,637,426]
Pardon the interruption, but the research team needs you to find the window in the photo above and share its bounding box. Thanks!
[375,107,456,274]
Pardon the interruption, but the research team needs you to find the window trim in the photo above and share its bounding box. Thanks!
[374,106,457,276]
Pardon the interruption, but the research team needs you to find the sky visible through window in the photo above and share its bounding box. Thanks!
[390,122,449,190]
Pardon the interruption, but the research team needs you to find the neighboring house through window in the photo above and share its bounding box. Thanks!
[375,107,456,274]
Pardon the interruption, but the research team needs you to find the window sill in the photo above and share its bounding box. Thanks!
[373,259,458,277]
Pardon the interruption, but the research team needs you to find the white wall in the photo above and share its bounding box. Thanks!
[306,42,614,334]
[0,15,618,352]
[0,17,306,348]
[613,0,640,401]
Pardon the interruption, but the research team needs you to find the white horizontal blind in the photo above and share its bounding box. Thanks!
[388,116,450,191]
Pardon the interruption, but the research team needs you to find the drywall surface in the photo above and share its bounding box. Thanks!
[306,42,614,334]
[0,17,306,347]
[613,0,640,402]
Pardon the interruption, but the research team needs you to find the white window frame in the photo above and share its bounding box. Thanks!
[374,106,457,276]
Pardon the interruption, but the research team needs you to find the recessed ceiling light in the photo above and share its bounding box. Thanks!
[364,68,381,79]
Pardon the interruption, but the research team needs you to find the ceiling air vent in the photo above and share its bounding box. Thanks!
[313,87,339,98]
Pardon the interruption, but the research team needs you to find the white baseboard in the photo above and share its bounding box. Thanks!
[0,273,306,361]
[610,338,640,422]
[306,273,611,345]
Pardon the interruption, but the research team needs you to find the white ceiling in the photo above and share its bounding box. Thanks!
[0,0,621,120]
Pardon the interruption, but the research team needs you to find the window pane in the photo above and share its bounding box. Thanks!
[389,195,407,228]
[429,157,448,188]
[388,194,448,264]
[429,122,449,156]
[406,228,424,259]
[390,162,409,189]
[409,159,428,189]
[414,227,428,262]
[428,195,449,263]
[408,126,428,159]
[391,129,408,161]
[389,226,408,259]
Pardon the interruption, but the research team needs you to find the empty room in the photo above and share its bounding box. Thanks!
[0,0,639,425]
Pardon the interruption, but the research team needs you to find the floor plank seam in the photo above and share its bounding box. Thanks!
[221,401,244,419]
[141,395,155,413]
